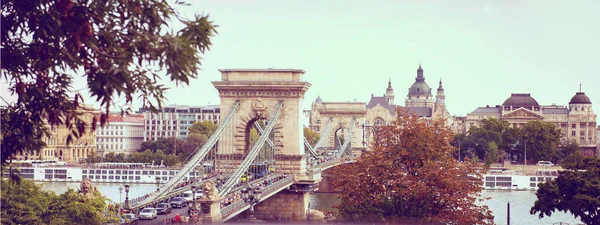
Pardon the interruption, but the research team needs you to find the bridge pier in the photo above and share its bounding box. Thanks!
[199,197,222,224]
[254,191,310,222]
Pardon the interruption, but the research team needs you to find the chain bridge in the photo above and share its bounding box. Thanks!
[122,69,367,223]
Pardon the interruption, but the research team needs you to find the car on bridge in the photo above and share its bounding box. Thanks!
[182,191,194,202]
[119,213,138,225]
[138,208,157,220]
[156,203,172,214]
[170,197,187,208]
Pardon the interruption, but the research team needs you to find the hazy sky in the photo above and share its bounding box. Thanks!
[2,0,599,123]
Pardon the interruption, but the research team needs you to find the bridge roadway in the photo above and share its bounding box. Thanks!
[136,174,294,224]
[129,156,352,222]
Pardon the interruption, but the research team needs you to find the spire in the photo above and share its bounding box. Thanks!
[580,82,582,92]
[437,78,444,92]
[416,63,424,81]
[386,78,393,91]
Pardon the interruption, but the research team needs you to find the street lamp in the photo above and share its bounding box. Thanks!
[359,122,378,148]
[156,177,161,191]
[124,184,130,210]
[241,184,263,221]
[119,186,123,205]
[190,185,199,211]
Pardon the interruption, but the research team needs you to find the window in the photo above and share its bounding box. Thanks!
[316,120,321,125]
[572,124,576,129]
[572,131,576,136]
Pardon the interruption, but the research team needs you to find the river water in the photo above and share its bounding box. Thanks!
[40,182,583,225]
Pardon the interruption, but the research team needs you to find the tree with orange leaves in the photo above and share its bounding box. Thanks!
[330,109,495,224]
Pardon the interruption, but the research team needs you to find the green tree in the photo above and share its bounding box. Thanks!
[531,157,600,225]
[115,153,127,162]
[485,142,499,166]
[1,0,217,166]
[519,120,562,163]
[1,175,111,225]
[303,127,320,146]
[0,177,51,225]
[189,120,217,136]
[103,152,117,162]
[85,151,103,163]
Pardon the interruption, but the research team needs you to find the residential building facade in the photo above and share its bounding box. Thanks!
[465,92,598,157]
[95,114,144,155]
[138,104,220,141]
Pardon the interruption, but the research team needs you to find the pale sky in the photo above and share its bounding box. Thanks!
[2,0,599,124]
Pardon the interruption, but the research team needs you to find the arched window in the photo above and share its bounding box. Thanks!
[374,118,384,126]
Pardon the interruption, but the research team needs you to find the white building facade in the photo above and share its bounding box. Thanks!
[138,105,220,141]
[96,115,145,155]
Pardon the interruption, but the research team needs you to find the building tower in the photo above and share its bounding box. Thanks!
[385,79,394,105]
[567,85,597,156]
[433,79,449,122]
[405,64,433,108]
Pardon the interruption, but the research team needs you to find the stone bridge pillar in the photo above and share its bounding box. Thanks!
[308,102,367,153]
[254,191,310,221]
[212,69,311,175]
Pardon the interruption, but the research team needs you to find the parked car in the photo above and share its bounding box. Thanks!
[537,161,554,167]
[156,203,172,214]
[120,213,138,225]
[170,197,186,208]
[138,208,157,220]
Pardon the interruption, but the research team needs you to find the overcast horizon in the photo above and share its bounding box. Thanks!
[2,0,599,124]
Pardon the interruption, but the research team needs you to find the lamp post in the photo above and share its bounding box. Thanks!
[155,176,161,191]
[240,184,263,221]
[124,184,130,211]
[191,185,199,211]
[119,186,123,205]
[458,140,461,162]
[360,122,378,148]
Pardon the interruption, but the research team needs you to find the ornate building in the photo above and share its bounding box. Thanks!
[308,64,455,150]
[364,64,451,128]
[465,91,598,157]
[13,105,99,162]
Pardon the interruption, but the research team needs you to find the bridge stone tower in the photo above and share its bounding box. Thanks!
[310,102,367,153]
[213,69,311,175]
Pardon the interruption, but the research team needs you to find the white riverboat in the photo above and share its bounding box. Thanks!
[5,162,207,184]
[483,169,558,191]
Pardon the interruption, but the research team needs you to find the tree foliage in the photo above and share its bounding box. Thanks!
[1,175,112,225]
[531,157,600,225]
[0,0,217,165]
[303,127,320,146]
[189,120,217,136]
[330,109,494,224]
[457,118,567,164]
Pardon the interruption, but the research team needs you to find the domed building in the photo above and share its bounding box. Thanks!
[465,90,598,157]
[363,64,452,128]
[307,64,456,151]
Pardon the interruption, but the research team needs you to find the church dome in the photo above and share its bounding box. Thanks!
[407,64,432,97]
[569,92,591,104]
[315,96,323,104]
[502,93,540,108]
[408,82,432,96]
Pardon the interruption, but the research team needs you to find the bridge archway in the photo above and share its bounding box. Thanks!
[213,69,311,175]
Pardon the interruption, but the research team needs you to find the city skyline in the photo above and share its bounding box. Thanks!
[2,0,598,123]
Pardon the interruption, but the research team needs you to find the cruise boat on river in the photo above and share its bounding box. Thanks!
[483,168,559,191]
[4,161,205,184]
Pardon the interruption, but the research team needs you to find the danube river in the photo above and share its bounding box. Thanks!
[40,182,583,225]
